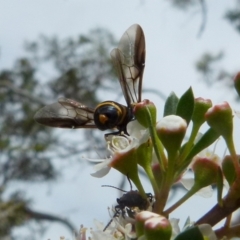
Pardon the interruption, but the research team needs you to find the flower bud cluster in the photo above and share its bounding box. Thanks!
[89,86,240,239]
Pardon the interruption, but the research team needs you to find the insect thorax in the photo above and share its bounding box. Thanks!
[117,190,149,210]
[94,101,133,131]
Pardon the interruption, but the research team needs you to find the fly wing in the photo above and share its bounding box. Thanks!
[34,98,96,129]
[111,24,145,106]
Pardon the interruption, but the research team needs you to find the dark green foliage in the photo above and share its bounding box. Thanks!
[163,92,179,116]
[169,0,197,10]
[185,128,220,164]
[168,0,240,93]
[225,8,240,32]
[174,226,204,240]
[0,201,26,236]
[176,87,194,125]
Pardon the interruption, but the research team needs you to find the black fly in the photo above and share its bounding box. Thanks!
[102,177,153,231]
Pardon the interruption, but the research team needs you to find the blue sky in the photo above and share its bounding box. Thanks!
[1,0,240,239]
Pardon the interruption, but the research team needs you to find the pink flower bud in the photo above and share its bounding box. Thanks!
[156,115,187,154]
[192,158,220,188]
[144,215,172,240]
[192,98,212,126]
[133,100,157,128]
[205,102,233,140]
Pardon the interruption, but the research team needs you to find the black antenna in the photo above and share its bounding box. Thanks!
[101,185,127,192]
[102,174,135,231]
[102,174,133,192]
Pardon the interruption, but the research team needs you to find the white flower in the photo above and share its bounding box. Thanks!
[167,218,180,240]
[169,218,217,240]
[90,227,123,240]
[198,224,217,240]
[180,178,213,198]
[90,120,149,178]
[89,218,135,240]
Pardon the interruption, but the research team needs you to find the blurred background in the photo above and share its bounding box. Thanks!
[1,0,240,239]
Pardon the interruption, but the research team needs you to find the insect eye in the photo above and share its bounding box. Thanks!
[94,103,122,130]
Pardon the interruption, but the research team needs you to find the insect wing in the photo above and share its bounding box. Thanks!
[34,98,96,129]
[111,24,145,106]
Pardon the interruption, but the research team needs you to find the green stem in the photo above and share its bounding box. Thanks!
[225,135,240,176]
[179,122,200,165]
[131,173,146,198]
[144,164,160,197]
[154,152,178,213]
[164,184,201,215]
[146,106,167,171]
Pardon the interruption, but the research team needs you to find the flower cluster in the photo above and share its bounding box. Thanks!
[83,82,240,240]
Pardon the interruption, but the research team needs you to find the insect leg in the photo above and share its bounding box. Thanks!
[103,206,121,232]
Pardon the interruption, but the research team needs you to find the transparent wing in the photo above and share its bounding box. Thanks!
[111,24,145,106]
[34,98,96,129]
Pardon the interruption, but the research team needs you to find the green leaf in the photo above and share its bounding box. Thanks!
[176,87,194,124]
[0,139,10,149]
[163,92,179,116]
[186,128,220,162]
[174,227,204,240]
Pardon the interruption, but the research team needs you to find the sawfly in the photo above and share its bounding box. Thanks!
[34,24,145,135]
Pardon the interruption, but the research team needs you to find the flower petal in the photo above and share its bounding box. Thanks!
[169,218,180,240]
[181,178,194,190]
[196,186,213,198]
[181,178,213,197]
[127,120,146,137]
[91,160,111,178]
